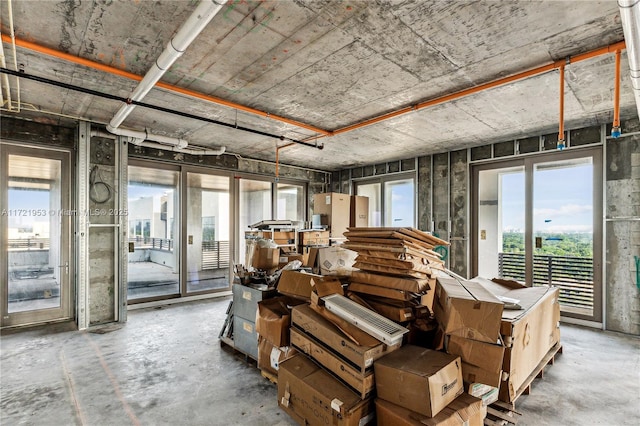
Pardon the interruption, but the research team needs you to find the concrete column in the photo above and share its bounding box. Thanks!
[450,149,468,278]
[605,125,640,335]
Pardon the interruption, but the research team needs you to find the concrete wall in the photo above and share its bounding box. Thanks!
[605,120,640,335]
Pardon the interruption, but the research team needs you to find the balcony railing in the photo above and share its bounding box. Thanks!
[499,252,594,312]
[129,236,173,251]
[7,238,50,250]
[202,241,230,270]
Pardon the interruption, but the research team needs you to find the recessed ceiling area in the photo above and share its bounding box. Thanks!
[0,0,634,170]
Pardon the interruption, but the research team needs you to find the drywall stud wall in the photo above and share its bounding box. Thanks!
[433,153,450,268]
[449,149,468,277]
[417,155,432,232]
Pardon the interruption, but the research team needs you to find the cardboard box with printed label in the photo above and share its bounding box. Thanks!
[470,277,561,403]
[433,276,504,344]
[374,345,464,417]
[313,192,351,239]
[299,230,330,247]
[278,353,375,426]
[290,327,375,398]
[291,304,393,371]
[375,393,483,426]
[257,338,298,377]
[350,195,369,228]
[317,246,357,276]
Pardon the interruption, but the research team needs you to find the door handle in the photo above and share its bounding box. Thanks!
[58,261,69,275]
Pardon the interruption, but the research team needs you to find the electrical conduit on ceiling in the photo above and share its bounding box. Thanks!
[106,0,226,154]
[91,129,225,155]
[618,0,640,123]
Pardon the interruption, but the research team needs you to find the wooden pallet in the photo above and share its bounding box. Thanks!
[485,401,522,425]
[261,370,278,385]
[512,342,563,405]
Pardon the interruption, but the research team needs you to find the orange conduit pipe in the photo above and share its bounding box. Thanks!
[557,65,566,149]
[0,33,330,136]
[275,142,295,178]
[612,50,622,137]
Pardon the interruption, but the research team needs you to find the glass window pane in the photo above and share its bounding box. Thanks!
[186,173,230,293]
[356,183,381,226]
[276,183,304,222]
[239,179,272,264]
[384,179,414,227]
[127,166,179,301]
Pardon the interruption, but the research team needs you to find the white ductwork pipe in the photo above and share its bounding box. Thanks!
[619,0,640,119]
[108,0,225,130]
[93,129,226,156]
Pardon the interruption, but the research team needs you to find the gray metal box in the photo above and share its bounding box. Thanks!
[233,316,258,360]
[232,283,276,321]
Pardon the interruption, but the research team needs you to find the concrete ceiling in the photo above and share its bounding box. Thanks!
[0,0,634,171]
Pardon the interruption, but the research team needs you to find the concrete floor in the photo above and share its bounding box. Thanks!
[1,297,638,426]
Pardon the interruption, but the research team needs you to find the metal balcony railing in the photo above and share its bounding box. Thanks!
[129,236,173,251]
[499,252,594,312]
[202,241,230,270]
[7,238,50,250]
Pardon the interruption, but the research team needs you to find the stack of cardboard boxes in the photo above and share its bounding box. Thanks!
[230,226,562,425]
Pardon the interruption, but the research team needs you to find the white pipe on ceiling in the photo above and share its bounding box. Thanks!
[109,0,225,129]
[93,129,226,156]
[619,0,640,120]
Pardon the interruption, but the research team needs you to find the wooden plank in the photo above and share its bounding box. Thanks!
[344,236,406,246]
[487,407,518,424]
[491,401,519,415]
[512,343,563,402]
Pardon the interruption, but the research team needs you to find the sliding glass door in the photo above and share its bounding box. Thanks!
[354,174,415,227]
[472,147,602,322]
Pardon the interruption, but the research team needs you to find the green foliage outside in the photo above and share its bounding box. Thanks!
[502,232,593,258]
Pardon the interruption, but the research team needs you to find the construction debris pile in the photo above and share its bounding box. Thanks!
[222,226,561,426]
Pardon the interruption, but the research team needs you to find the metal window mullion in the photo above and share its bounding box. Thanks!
[524,158,534,287]
[77,121,91,329]
[118,136,128,322]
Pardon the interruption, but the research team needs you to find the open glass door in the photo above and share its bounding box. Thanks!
[1,145,72,327]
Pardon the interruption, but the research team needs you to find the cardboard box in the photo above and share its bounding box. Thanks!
[375,393,483,426]
[348,281,414,301]
[252,246,280,271]
[232,283,277,321]
[278,253,304,269]
[433,277,504,344]
[351,271,430,293]
[374,345,463,417]
[278,354,375,426]
[366,299,414,323]
[317,246,357,276]
[299,230,330,247]
[261,230,296,245]
[313,192,351,239]
[470,278,561,403]
[350,195,369,228]
[445,334,505,388]
[291,304,392,371]
[290,327,375,398]
[277,270,323,300]
[309,276,344,306]
[256,296,305,347]
[468,383,499,418]
[258,338,298,377]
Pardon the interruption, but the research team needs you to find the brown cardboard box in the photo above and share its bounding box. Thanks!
[309,276,344,306]
[277,270,323,300]
[258,338,298,377]
[433,277,504,344]
[348,282,414,301]
[317,246,357,276]
[374,345,463,417]
[445,334,505,389]
[278,253,304,269]
[350,195,369,228]
[366,299,414,323]
[375,393,483,426]
[313,192,351,239]
[252,246,280,271]
[278,354,375,426]
[256,296,305,347]
[291,304,392,371]
[261,230,297,245]
[351,271,431,293]
[299,230,330,247]
[290,327,375,398]
[470,277,561,403]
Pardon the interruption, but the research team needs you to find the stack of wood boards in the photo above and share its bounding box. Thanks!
[342,227,449,324]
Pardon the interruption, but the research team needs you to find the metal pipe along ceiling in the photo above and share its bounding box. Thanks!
[108,0,226,131]
[618,0,640,120]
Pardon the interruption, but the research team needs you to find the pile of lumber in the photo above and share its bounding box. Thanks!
[342,227,449,327]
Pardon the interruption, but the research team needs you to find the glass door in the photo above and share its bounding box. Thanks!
[238,179,272,265]
[1,145,72,327]
[127,164,180,302]
[384,178,415,227]
[473,147,602,322]
[185,172,231,293]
